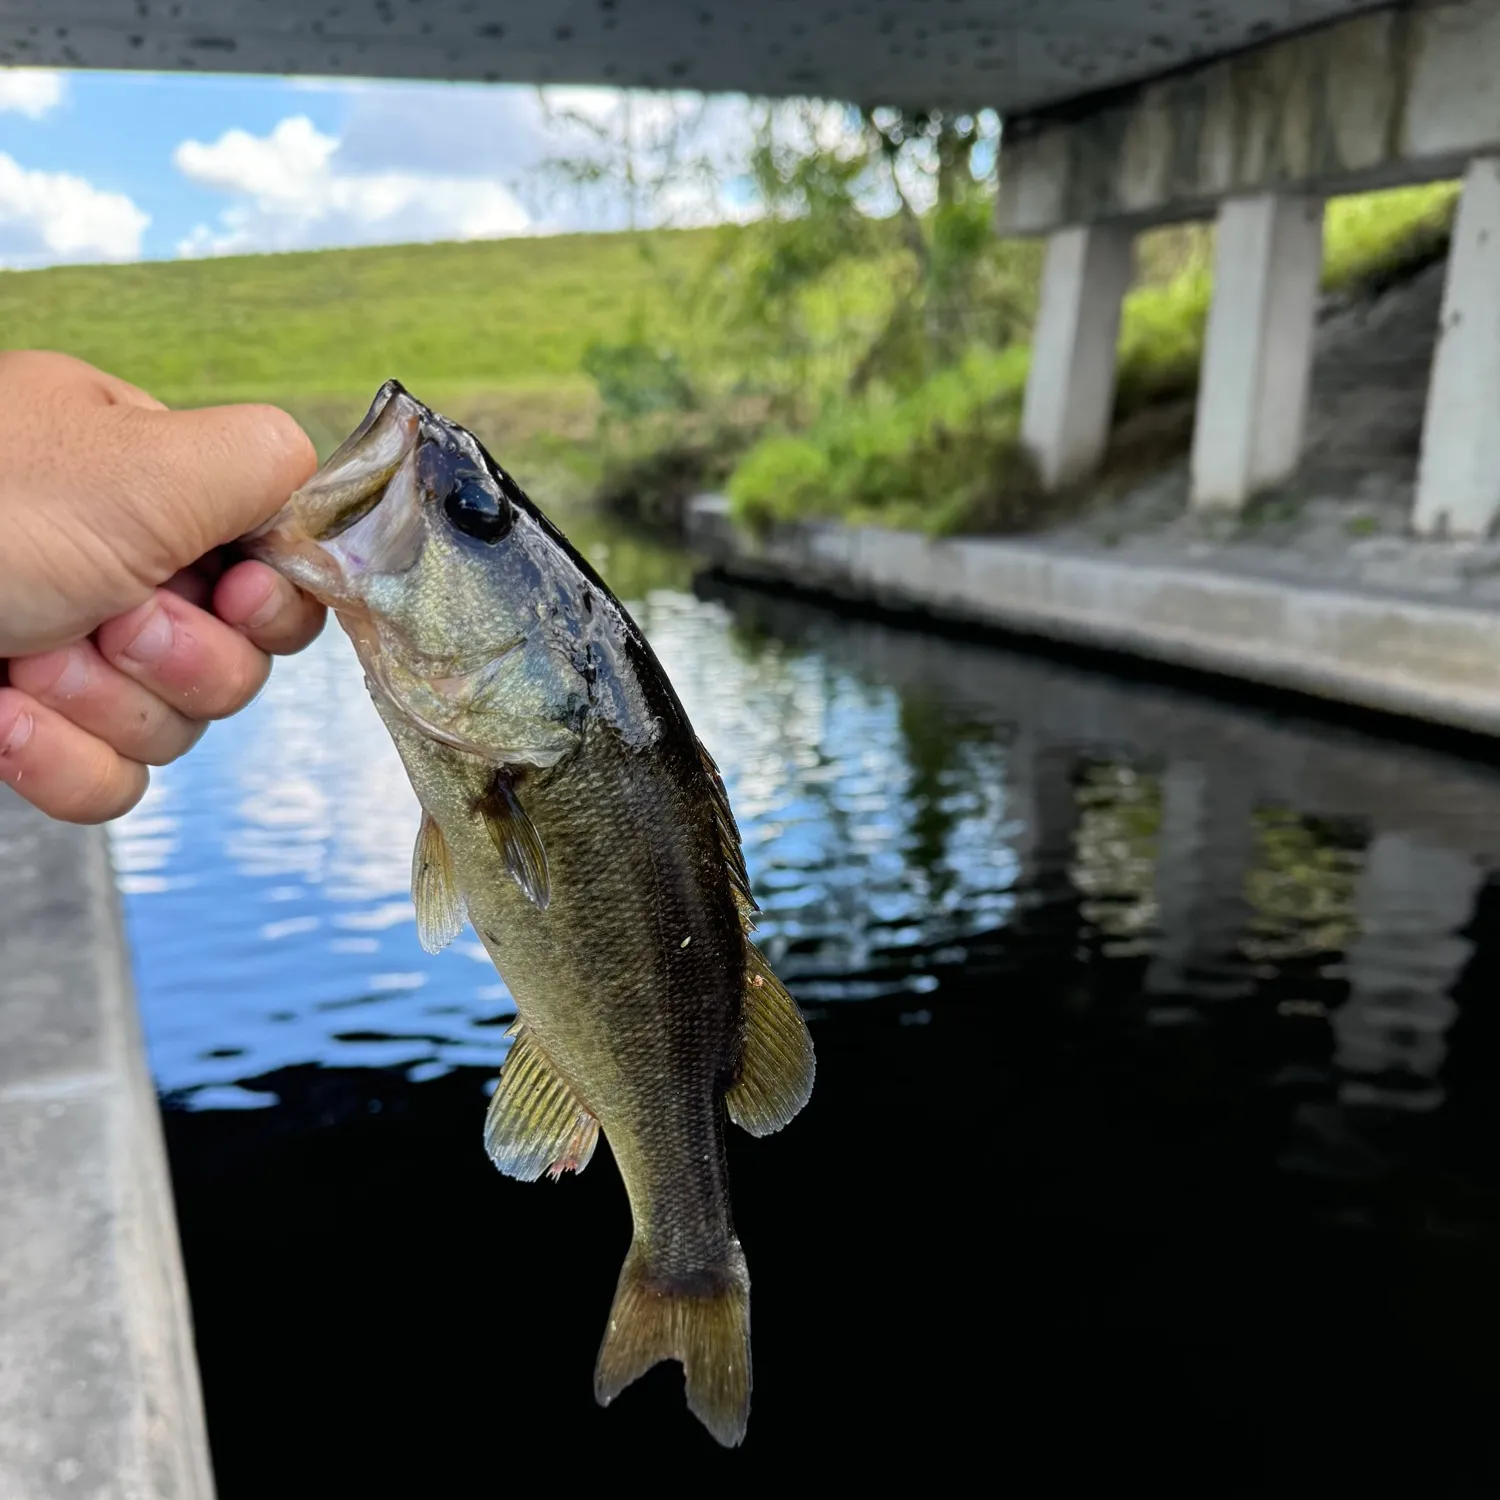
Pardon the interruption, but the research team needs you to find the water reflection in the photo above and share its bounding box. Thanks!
[126,518,1500,1491]
[744,584,1500,1209]
[115,512,1500,1210]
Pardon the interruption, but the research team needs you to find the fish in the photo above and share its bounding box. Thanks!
[244,380,814,1447]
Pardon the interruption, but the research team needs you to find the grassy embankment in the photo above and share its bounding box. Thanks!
[0,182,1459,533]
[0,228,720,502]
[727,183,1461,534]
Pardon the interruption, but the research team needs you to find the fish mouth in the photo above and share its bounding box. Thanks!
[249,380,424,544]
[244,379,430,599]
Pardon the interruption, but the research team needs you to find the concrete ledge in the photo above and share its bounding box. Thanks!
[0,790,215,1500]
[686,495,1500,739]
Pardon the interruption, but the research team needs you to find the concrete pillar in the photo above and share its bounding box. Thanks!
[1334,832,1481,1109]
[1413,156,1500,538]
[1190,193,1324,511]
[1144,760,1257,999]
[1020,223,1134,490]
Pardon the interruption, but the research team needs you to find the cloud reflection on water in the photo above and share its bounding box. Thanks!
[115,541,1498,1136]
[113,583,1028,1105]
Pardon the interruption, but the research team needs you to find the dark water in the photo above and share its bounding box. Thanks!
[114,517,1500,1495]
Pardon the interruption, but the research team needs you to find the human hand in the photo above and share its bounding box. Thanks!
[0,351,323,823]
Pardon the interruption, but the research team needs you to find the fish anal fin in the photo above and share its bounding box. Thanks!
[479,774,551,910]
[726,944,815,1137]
[411,811,466,954]
[594,1238,751,1448]
[484,1023,598,1182]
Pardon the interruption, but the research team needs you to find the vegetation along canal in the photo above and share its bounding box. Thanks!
[117,511,1500,1492]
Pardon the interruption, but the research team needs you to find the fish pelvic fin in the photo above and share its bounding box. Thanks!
[484,1024,599,1182]
[411,811,466,954]
[594,1238,752,1449]
[726,943,815,1138]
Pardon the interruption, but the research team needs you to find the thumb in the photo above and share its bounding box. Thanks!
[106,401,318,578]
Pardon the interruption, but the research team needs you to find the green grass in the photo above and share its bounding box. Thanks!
[0,228,725,489]
[0,180,1463,534]
[729,182,1461,535]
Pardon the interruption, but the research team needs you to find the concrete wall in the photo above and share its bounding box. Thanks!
[687,494,1500,749]
[0,789,216,1500]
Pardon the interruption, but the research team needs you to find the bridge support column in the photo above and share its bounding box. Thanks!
[1413,156,1500,537]
[1190,194,1324,512]
[1020,223,1134,490]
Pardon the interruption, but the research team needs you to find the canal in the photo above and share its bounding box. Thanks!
[113,513,1500,1493]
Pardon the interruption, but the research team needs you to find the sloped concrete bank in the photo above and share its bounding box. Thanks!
[686,496,1500,740]
[0,788,215,1500]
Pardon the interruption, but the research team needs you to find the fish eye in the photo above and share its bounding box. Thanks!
[443,476,512,544]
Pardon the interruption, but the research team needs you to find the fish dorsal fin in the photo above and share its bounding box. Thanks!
[726,943,815,1137]
[479,774,551,910]
[411,811,467,954]
[485,1023,600,1181]
[697,739,757,924]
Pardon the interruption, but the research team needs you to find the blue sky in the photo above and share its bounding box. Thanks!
[5,73,347,259]
[0,67,765,267]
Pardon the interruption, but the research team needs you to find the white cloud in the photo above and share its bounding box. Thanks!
[0,69,64,119]
[176,83,774,259]
[172,85,880,259]
[0,152,148,267]
[174,113,532,257]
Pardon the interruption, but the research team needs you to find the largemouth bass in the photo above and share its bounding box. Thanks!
[245,381,814,1446]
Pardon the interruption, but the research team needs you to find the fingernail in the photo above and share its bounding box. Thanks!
[37,648,88,699]
[240,579,282,633]
[121,603,175,665]
[0,705,34,759]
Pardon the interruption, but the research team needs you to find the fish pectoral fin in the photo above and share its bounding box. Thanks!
[478,775,551,910]
[411,812,467,954]
[484,1023,599,1182]
[726,944,816,1137]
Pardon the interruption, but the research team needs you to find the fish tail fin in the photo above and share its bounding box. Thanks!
[594,1237,752,1448]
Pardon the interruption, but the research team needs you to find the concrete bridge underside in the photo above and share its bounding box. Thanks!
[0,2,1389,114]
